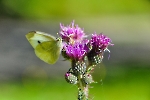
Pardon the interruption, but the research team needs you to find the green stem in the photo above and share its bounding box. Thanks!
[77,75,89,100]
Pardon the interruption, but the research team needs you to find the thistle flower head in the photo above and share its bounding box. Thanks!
[60,21,85,44]
[90,33,112,53]
[63,42,89,61]
[87,33,113,65]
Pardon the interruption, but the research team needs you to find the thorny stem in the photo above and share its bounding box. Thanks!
[77,64,97,100]
[77,75,88,100]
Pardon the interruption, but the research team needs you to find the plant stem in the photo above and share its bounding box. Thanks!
[77,75,89,100]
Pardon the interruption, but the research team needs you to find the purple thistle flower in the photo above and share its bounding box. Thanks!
[90,33,112,52]
[87,33,113,65]
[63,42,89,61]
[60,21,85,43]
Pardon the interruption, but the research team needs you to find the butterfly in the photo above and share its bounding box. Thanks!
[26,31,62,64]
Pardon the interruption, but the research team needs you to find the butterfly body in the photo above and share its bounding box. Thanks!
[26,31,62,64]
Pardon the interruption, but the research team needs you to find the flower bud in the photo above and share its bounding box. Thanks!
[65,72,77,84]
[72,60,86,75]
[83,74,94,84]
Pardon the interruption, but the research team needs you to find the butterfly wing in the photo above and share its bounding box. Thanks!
[26,31,62,64]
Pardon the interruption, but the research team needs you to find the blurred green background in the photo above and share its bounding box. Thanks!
[0,0,150,100]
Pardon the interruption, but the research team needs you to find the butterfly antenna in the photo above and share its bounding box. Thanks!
[56,33,62,40]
